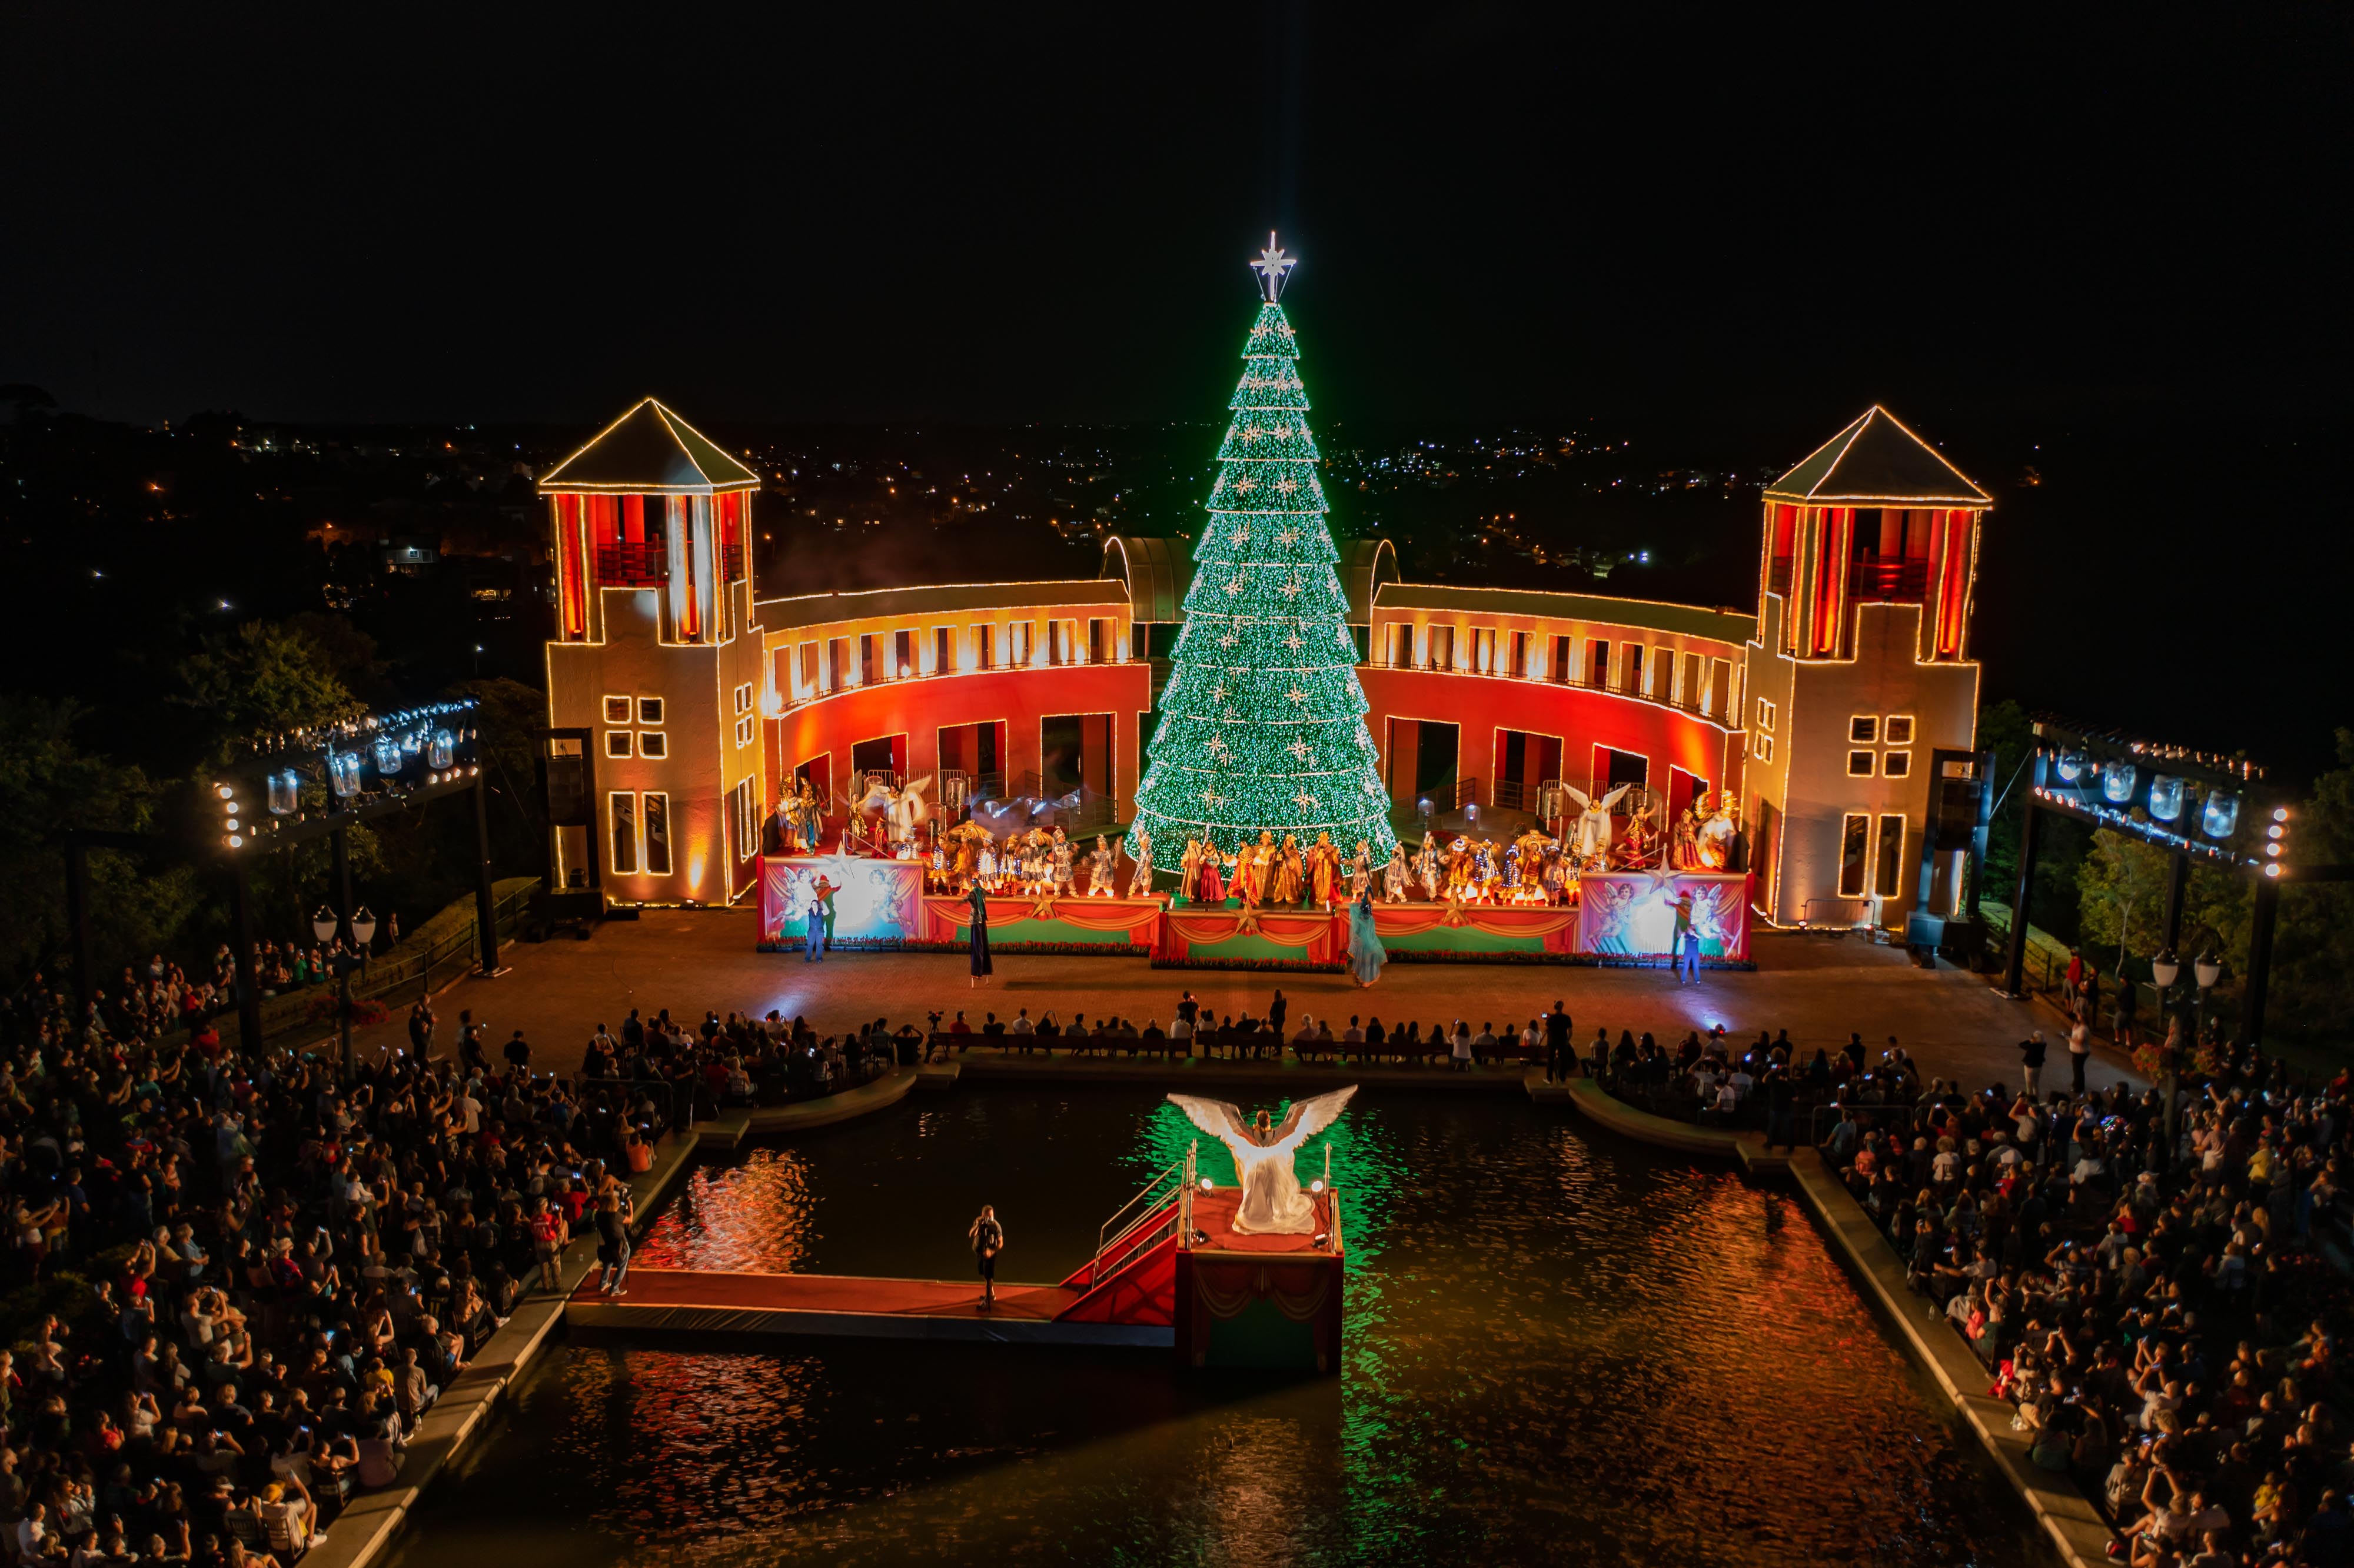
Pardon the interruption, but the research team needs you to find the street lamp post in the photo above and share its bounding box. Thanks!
[2151,950,2181,1159]
[314,903,379,1080]
[2194,951,2222,1056]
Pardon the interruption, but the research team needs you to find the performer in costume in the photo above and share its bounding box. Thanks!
[1308,831,1342,909]
[1128,830,1156,898]
[1348,888,1387,987]
[1272,833,1304,905]
[1414,836,1442,900]
[1348,839,1371,903]
[1050,828,1078,897]
[1381,843,1409,903]
[1190,837,1227,905]
[965,875,992,986]
[1086,834,1116,895]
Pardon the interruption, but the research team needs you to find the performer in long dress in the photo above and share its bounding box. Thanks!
[965,877,992,986]
[1348,839,1371,903]
[1086,834,1116,895]
[1189,838,1227,904]
[1272,833,1304,905]
[1381,843,1409,903]
[1308,831,1341,909]
[1413,836,1442,900]
[1348,889,1387,987]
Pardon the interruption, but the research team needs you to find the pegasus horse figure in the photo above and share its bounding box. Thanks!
[1167,1087,1356,1234]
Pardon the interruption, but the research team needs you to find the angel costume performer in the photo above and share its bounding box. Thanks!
[1168,1087,1357,1234]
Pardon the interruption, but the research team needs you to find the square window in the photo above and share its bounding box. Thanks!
[639,731,667,759]
[1849,715,1878,744]
[603,695,632,725]
[1847,750,1875,777]
[638,697,664,725]
[606,731,633,759]
[1883,750,1911,778]
[1885,715,1914,745]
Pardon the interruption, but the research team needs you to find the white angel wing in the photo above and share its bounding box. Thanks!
[1269,1086,1357,1155]
[1166,1094,1253,1148]
[1560,784,1592,812]
[1598,784,1632,813]
[902,774,933,819]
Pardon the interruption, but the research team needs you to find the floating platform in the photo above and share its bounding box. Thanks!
[564,1180,1348,1371]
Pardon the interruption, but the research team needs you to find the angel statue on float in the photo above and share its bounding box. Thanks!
[1167,1087,1356,1234]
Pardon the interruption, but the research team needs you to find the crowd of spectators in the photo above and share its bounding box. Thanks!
[0,971,691,1565]
[87,931,397,1050]
[1819,1037,2354,1566]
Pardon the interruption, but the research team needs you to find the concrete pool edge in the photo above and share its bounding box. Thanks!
[1554,1080,2113,1568]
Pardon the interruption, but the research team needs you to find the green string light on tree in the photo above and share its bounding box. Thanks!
[1128,235,1399,865]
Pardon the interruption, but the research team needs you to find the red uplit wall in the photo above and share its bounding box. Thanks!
[1359,668,1740,801]
[766,663,1155,814]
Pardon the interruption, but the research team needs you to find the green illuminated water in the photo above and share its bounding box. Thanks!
[385,1088,2046,1566]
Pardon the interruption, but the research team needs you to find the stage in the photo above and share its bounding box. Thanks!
[757,855,1752,970]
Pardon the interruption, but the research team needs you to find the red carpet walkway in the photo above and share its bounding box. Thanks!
[565,1267,1169,1348]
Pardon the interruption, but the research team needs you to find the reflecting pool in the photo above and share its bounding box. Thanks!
[386,1088,2046,1566]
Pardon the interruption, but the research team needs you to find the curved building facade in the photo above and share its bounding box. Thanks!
[540,401,1987,930]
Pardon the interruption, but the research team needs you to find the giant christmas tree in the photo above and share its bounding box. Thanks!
[1128,237,1399,867]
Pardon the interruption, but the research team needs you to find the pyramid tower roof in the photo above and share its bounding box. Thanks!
[538,398,759,494]
[1763,406,1989,507]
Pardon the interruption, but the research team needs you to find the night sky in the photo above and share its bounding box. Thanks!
[5,9,2345,430]
[4,8,2349,773]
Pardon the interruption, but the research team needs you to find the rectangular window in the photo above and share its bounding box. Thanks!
[1885,715,1915,745]
[1088,618,1109,664]
[639,731,667,759]
[859,634,877,686]
[935,626,952,674]
[1757,697,1777,731]
[1754,733,1774,764]
[1474,627,1497,674]
[730,780,756,857]
[1389,623,1412,667]
[1588,638,1610,685]
[734,714,754,748]
[1838,812,1870,898]
[1046,620,1065,665]
[1850,715,1878,744]
[894,628,913,678]
[1883,749,1911,778]
[1428,625,1454,669]
[1708,658,1731,718]
[796,641,817,693]
[603,695,633,725]
[643,793,671,876]
[1875,814,1906,898]
[1847,750,1875,777]
[638,696,664,725]
[1510,631,1530,678]
[1551,634,1571,681]
[1682,651,1703,708]
[974,624,995,670]
[1622,644,1643,695]
[606,731,633,759]
[610,791,639,875]
[1010,622,1033,665]
[826,637,846,691]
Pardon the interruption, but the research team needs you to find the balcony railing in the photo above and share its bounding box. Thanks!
[1368,657,1720,721]
[596,542,667,586]
[1847,559,1929,600]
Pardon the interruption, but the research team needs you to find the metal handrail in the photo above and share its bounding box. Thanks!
[1086,1150,1189,1287]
